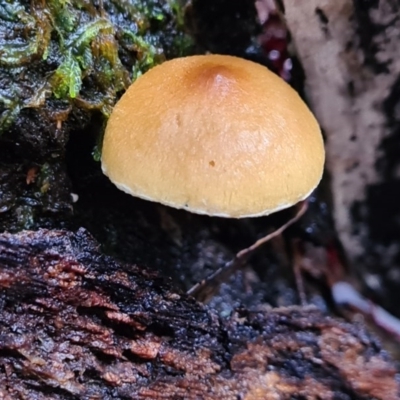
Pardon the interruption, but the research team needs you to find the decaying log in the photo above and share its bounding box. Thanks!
[282,1,400,315]
[0,229,398,399]
[0,0,190,233]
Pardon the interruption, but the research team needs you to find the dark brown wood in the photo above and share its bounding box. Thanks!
[0,229,398,399]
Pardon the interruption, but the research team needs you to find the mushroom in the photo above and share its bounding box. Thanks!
[101,54,324,218]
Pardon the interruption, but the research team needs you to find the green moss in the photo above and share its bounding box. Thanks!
[0,90,21,132]
[52,50,82,99]
[0,0,193,134]
[0,2,52,66]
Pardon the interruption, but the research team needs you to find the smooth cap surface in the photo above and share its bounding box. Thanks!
[101,54,325,218]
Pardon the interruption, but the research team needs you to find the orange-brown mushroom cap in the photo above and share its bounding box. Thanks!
[101,54,325,218]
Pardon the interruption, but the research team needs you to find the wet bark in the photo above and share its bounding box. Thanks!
[0,229,399,399]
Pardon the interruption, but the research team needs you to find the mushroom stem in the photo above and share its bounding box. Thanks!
[187,201,308,301]
[292,238,308,306]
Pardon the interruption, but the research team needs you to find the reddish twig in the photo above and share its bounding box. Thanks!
[188,202,308,301]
